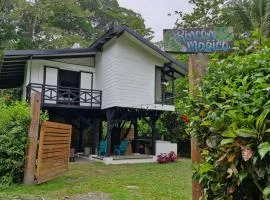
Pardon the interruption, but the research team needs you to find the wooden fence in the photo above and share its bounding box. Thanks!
[36,121,72,184]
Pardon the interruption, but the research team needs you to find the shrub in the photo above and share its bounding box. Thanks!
[188,47,270,199]
[157,153,169,164]
[157,151,177,164]
[0,100,31,189]
[168,151,177,162]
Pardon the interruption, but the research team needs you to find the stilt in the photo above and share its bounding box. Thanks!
[133,119,138,153]
[106,109,115,157]
[150,116,158,156]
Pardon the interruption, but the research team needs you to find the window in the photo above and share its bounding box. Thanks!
[155,67,162,103]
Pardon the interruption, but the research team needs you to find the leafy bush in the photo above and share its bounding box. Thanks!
[188,47,270,199]
[0,100,31,189]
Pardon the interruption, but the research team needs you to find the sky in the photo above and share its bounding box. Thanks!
[118,0,194,42]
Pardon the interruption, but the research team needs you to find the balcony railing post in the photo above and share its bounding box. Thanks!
[100,91,102,108]
[41,84,45,105]
[78,88,81,106]
[91,91,93,107]
[56,85,59,104]
[68,88,71,105]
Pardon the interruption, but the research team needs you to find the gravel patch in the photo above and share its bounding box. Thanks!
[64,192,110,200]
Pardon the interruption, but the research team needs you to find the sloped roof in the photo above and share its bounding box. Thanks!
[90,25,188,76]
[0,48,96,89]
[0,25,187,89]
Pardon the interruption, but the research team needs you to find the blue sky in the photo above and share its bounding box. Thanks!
[118,0,193,42]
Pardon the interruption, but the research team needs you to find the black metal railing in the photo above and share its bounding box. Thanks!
[26,83,102,109]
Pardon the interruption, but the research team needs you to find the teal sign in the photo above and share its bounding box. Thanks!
[163,27,234,53]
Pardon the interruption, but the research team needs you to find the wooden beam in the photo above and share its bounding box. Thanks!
[123,121,133,139]
[0,74,23,78]
[144,114,159,156]
[1,67,24,72]
[23,92,41,185]
[0,71,24,74]
[189,54,209,200]
[2,60,27,63]
[120,120,126,130]
[105,109,116,157]
[2,63,25,67]
[151,117,158,156]
[133,119,138,153]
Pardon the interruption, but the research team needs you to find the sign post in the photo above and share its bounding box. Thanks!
[189,53,209,199]
[24,92,41,185]
[164,27,233,200]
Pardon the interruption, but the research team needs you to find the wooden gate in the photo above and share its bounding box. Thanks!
[36,121,72,184]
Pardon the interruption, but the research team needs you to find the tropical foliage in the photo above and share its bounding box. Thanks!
[176,0,270,42]
[0,99,31,189]
[224,0,270,40]
[0,0,153,51]
[188,46,270,199]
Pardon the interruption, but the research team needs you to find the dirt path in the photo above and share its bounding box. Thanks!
[3,193,110,200]
[66,192,110,200]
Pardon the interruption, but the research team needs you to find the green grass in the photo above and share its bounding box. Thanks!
[0,159,192,200]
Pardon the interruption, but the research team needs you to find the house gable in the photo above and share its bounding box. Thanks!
[95,31,174,111]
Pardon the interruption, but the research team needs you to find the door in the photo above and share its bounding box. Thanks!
[44,67,58,104]
[80,72,93,106]
[58,69,81,105]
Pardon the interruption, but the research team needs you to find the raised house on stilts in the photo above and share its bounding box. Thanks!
[0,25,187,163]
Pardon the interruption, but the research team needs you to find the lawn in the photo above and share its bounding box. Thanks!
[0,159,191,200]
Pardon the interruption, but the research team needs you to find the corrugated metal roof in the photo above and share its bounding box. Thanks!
[0,48,96,89]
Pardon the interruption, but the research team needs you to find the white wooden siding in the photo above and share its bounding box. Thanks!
[95,38,119,108]
[96,33,175,111]
[21,34,175,112]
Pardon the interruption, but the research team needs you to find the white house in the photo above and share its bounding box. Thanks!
[0,25,187,157]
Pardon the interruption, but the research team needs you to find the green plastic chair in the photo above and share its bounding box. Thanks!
[114,140,129,155]
[98,140,107,157]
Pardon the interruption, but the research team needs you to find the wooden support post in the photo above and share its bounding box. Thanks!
[189,54,209,200]
[23,92,41,185]
[133,119,138,153]
[106,109,115,157]
[151,117,158,156]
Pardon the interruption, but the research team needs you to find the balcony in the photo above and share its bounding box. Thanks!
[26,83,102,109]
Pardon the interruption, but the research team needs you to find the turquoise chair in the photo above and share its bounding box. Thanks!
[98,140,107,157]
[114,140,129,155]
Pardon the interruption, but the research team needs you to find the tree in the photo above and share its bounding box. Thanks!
[175,0,226,28]
[224,0,270,41]
[175,0,270,41]
[0,0,153,51]
[188,44,270,200]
